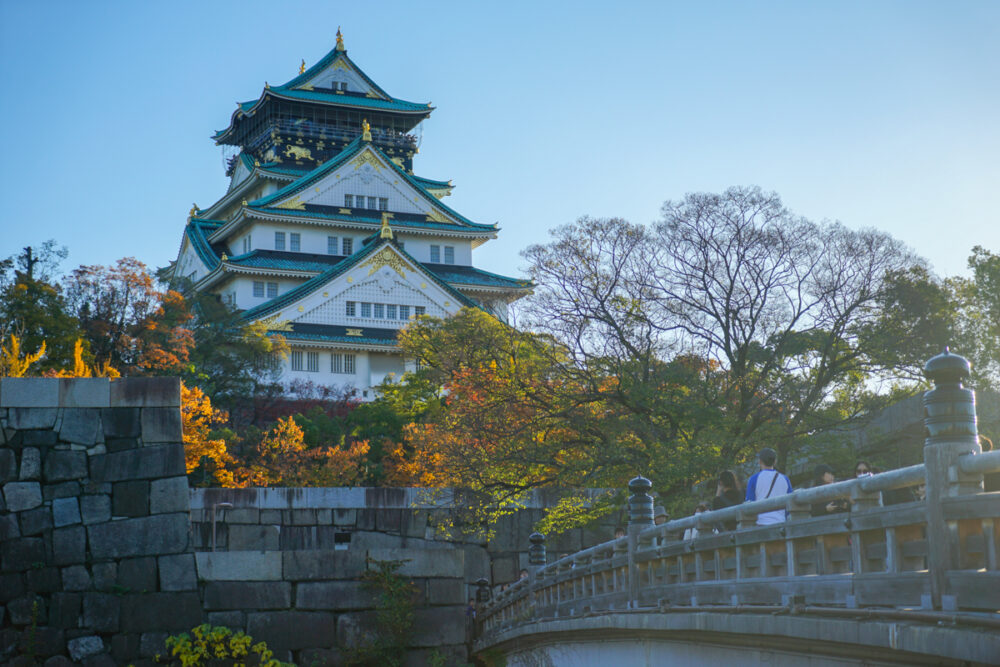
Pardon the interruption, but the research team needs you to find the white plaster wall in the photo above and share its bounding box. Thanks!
[246,222,361,257]
[223,276,306,310]
[397,237,471,266]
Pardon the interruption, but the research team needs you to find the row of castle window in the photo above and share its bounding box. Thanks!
[327,236,354,255]
[274,232,300,251]
[344,195,388,211]
[252,281,279,298]
[290,350,357,374]
[345,301,425,320]
[430,245,454,264]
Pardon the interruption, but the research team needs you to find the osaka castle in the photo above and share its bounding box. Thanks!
[171,30,531,398]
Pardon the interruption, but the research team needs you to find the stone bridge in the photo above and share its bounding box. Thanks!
[473,350,1000,666]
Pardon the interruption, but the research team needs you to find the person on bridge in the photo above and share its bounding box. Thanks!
[744,447,792,525]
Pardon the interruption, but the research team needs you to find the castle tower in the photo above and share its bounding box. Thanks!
[171,31,532,398]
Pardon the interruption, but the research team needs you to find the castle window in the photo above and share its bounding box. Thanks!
[415,306,426,317]
[430,245,440,263]
[360,302,371,318]
[339,82,348,92]
[344,194,353,207]
[398,305,410,320]
[345,354,356,374]
[253,281,264,298]
[275,232,286,251]
[291,350,303,371]
[342,238,353,255]
[306,351,319,372]
[368,196,377,209]
[290,233,301,252]
[345,301,356,317]
[328,236,339,254]
[378,198,388,211]
[331,353,343,373]
[444,246,455,264]
[386,304,397,319]
[267,282,278,298]
[373,303,385,319]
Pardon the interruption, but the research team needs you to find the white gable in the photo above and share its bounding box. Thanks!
[296,57,384,98]
[272,147,460,225]
[260,245,462,329]
[176,237,209,283]
[227,157,253,193]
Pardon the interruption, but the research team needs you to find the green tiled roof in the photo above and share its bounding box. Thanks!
[249,137,494,231]
[423,264,533,290]
[185,220,225,270]
[279,322,399,347]
[412,174,452,191]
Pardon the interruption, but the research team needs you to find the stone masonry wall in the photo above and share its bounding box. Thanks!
[0,377,196,665]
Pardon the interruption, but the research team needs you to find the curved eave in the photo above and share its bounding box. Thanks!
[203,169,297,220]
[213,89,432,144]
[451,283,534,295]
[281,47,393,100]
[270,332,400,353]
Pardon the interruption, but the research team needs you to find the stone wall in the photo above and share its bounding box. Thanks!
[0,377,197,665]
[191,487,617,587]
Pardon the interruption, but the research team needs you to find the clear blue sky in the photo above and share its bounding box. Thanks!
[2,1,998,280]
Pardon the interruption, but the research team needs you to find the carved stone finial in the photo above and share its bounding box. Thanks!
[379,212,394,240]
[923,347,977,442]
[299,59,306,74]
[628,475,654,527]
[528,532,546,566]
[336,27,345,51]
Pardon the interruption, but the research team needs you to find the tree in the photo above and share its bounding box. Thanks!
[0,276,83,372]
[0,335,46,377]
[63,258,194,374]
[181,383,237,487]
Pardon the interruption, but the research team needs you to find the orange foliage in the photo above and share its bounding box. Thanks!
[181,382,237,487]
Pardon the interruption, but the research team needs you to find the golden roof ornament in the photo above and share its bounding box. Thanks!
[254,158,260,167]
[242,199,248,206]
[362,119,372,142]
[335,27,345,52]
[189,203,199,219]
[379,212,394,240]
[221,253,228,261]
[299,59,306,74]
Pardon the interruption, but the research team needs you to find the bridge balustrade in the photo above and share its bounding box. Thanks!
[476,349,1000,641]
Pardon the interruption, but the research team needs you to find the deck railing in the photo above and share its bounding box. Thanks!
[476,349,1000,639]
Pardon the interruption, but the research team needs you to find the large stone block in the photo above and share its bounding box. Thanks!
[296,581,370,610]
[110,378,180,408]
[195,551,282,581]
[58,408,103,445]
[48,593,81,629]
[87,513,189,559]
[117,557,158,593]
[18,447,41,480]
[21,429,57,446]
[223,508,259,523]
[335,611,379,649]
[43,481,80,500]
[62,565,92,591]
[282,550,366,581]
[426,578,465,606]
[80,494,111,525]
[112,480,149,517]
[4,481,42,512]
[0,572,25,603]
[410,605,467,647]
[8,408,58,430]
[43,451,88,482]
[91,562,117,592]
[149,476,189,514]
[228,524,279,551]
[26,567,61,593]
[375,508,403,532]
[119,592,202,632]
[0,513,19,540]
[157,554,197,591]
[19,506,53,535]
[67,635,105,662]
[52,497,81,527]
[1,537,46,573]
[7,594,47,625]
[140,408,182,444]
[368,548,464,578]
[0,448,16,482]
[139,632,169,658]
[59,379,110,408]
[203,581,291,610]
[100,408,141,439]
[82,593,120,632]
[110,634,140,663]
[246,611,336,652]
[23,626,66,658]
[2,378,59,408]
[52,526,87,565]
[90,445,184,482]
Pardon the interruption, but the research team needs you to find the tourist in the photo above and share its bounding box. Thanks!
[854,461,874,477]
[653,505,669,525]
[745,447,792,525]
[810,464,848,516]
[980,436,1000,492]
[711,470,743,531]
[683,502,711,540]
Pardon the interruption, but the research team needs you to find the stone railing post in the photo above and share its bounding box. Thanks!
[527,532,546,576]
[922,347,983,610]
[627,475,654,607]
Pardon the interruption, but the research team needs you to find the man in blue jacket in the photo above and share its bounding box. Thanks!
[745,447,792,525]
